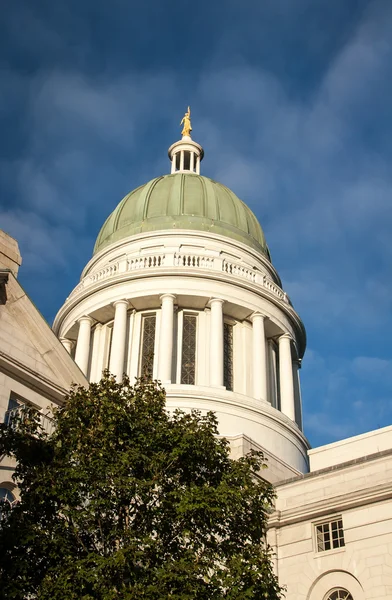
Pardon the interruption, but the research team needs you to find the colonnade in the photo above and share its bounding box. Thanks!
[170,150,201,174]
[62,296,299,425]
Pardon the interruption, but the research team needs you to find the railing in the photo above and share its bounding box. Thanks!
[174,253,214,269]
[68,252,290,305]
[4,407,55,436]
[222,260,256,282]
[128,255,165,270]
[90,263,118,283]
[261,275,288,301]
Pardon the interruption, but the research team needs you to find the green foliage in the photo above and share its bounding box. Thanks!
[0,373,283,599]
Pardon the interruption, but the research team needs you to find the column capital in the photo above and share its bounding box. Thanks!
[279,332,293,342]
[208,297,225,308]
[159,293,176,302]
[250,311,266,322]
[78,315,94,325]
[113,299,129,308]
[60,337,73,353]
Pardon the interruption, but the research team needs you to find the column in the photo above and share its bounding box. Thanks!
[89,324,103,382]
[171,156,176,174]
[251,313,268,401]
[75,316,93,375]
[60,338,73,354]
[293,359,303,430]
[196,155,200,174]
[180,150,184,171]
[209,298,224,387]
[158,294,176,383]
[91,324,106,382]
[190,152,195,172]
[109,300,129,381]
[268,340,278,408]
[279,334,295,421]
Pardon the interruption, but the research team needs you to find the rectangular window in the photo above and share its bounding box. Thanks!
[181,314,197,384]
[224,322,234,391]
[4,395,22,426]
[140,314,156,378]
[316,518,345,552]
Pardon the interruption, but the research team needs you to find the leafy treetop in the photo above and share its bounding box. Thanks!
[0,373,283,600]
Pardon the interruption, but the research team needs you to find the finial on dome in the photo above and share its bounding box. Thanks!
[168,108,204,174]
[180,106,192,138]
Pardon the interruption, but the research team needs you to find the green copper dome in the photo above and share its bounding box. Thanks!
[94,173,270,258]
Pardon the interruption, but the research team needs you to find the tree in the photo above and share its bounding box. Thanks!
[0,374,283,600]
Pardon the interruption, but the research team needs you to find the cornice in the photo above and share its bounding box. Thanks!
[269,481,392,529]
[0,351,69,406]
[164,385,311,455]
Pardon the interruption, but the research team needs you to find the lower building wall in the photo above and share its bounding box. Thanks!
[269,452,392,600]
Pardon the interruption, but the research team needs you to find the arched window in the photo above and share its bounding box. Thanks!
[0,487,16,505]
[325,589,353,600]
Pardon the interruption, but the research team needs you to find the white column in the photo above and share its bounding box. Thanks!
[190,152,195,172]
[109,300,129,381]
[157,294,176,383]
[90,324,103,382]
[279,334,296,421]
[171,156,176,174]
[60,338,73,354]
[180,150,184,171]
[251,313,268,401]
[196,155,201,174]
[268,340,278,408]
[293,359,303,430]
[209,298,224,387]
[75,316,93,375]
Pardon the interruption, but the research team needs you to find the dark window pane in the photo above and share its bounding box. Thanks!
[224,323,234,391]
[316,518,345,553]
[140,315,156,378]
[181,315,197,384]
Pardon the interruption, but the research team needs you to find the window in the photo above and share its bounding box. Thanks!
[0,488,16,505]
[4,396,21,426]
[325,589,353,600]
[0,487,16,520]
[181,314,197,384]
[316,518,345,552]
[224,322,234,391]
[140,314,156,378]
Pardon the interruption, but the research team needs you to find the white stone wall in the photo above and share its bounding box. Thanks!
[270,451,392,599]
[309,425,392,471]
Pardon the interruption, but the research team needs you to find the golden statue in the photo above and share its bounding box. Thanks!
[180,106,192,137]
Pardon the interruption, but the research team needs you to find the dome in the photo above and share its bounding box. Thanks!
[94,173,270,258]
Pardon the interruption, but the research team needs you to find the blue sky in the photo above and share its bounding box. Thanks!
[1,0,392,448]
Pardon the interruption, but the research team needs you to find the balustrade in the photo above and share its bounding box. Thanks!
[222,260,256,282]
[67,251,290,306]
[174,253,214,268]
[128,255,164,270]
